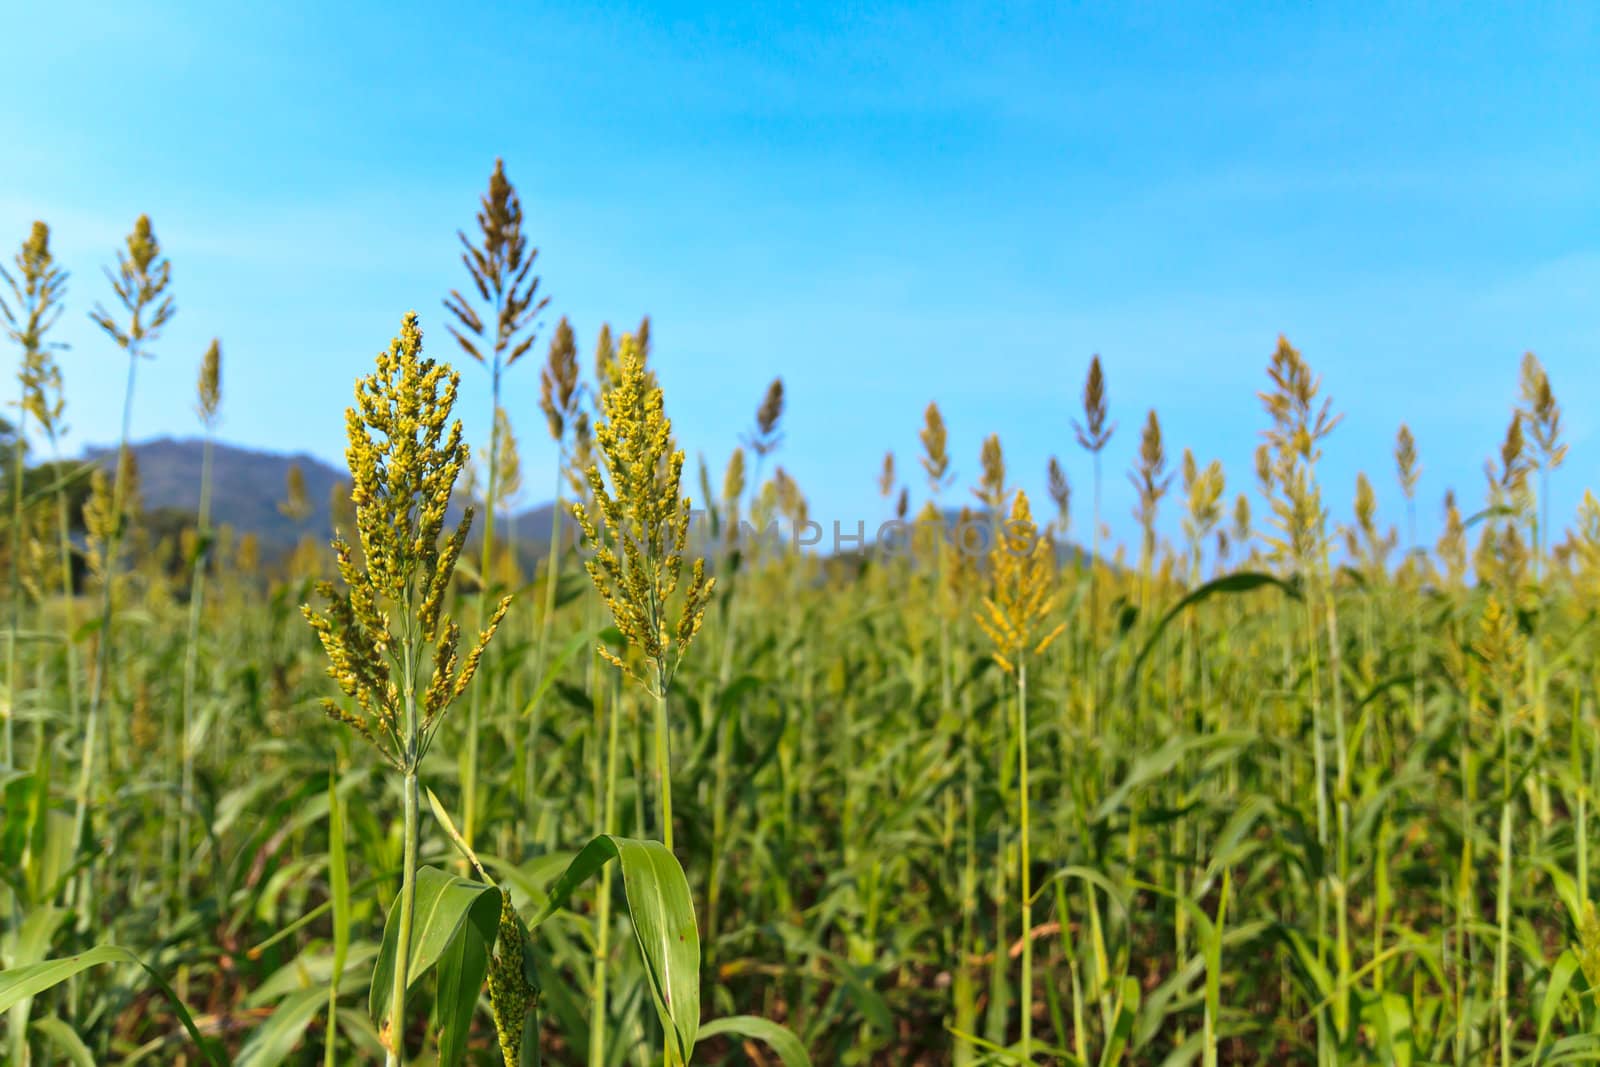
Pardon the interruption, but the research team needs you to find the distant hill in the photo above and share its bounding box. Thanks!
[78,438,1094,571]
[83,437,575,562]
[85,438,347,555]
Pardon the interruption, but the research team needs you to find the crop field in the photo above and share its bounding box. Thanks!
[3,173,1600,1067]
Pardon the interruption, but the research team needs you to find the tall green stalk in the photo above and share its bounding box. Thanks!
[73,216,174,901]
[302,313,511,1067]
[1016,656,1032,1060]
[2,222,70,771]
[443,158,548,852]
[178,341,220,898]
[4,392,22,771]
[590,671,622,1067]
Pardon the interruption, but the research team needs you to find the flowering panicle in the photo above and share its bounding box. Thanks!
[1474,594,1525,720]
[539,316,581,441]
[571,335,714,688]
[1181,450,1225,571]
[1131,409,1172,561]
[976,491,1065,674]
[1345,472,1397,574]
[3,222,70,442]
[1395,424,1419,502]
[196,340,221,429]
[742,378,785,459]
[1580,901,1600,987]
[1046,456,1071,538]
[1232,493,1252,548]
[721,447,746,541]
[1518,352,1566,474]
[1074,354,1114,455]
[974,434,1007,514]
[1259,336,1340,571]
[488,889,539,1067]
[940,505,981,620]
[494,408,523,506]
[878,451,896,499]
[88,215,175,354]
[442,159,548,369]
[302,313,510,768]
[1438,490,1467,587]
[920,402,952,493]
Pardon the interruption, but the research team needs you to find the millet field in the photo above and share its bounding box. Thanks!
[4,163,1600,1066]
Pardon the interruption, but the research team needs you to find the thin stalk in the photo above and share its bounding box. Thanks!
[653,665,674,852]
[50,445,81,743]
[529,452,564,807]
[1017,657,1032,1060]
[72,346,139,910]
[1088,450,1101,735]
[4,397,22,770]
[1318,561,1351,1042]
[387,770,419,1067]
[1496,675,1513,1067]
[387,588,423,1067]
[590,671,622,1067]
[653,663,676,1067]
[177,432,214,896]
[954,678,979,1067]
[464,349,504,854]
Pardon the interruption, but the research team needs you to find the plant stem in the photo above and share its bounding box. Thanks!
[1017,656,1031,1061]
[654,667,674,853]
[591,672,622,1067]
[464,355,504,855]
[72,347,139,913]
[1497,677,1513,1067]
[387,769,419,1067]
[389,592,423,1067]
[177,432,213,898]
[4,396,23,771]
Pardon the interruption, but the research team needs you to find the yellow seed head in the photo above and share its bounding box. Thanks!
[974,433,1007,513]
[920,402,951,492]
[196,339,222,428]
[540,316,580,440]
[1394,424,1419,501]
[572,334,715,688]
[1073,354,1114,453]
[975,491,1065,672]
[302,312,509,767]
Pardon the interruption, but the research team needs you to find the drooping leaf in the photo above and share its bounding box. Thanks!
[698,1014,812,1066]
[369,866,502,1037]
[236,986,328,1067]
[531,834,700,1062]
[1124,571,1301,689]
[0,945,224,1066]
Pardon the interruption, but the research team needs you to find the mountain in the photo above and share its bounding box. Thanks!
[83,437,575,562]
[79,438,1093,570]
[85,437,347,555]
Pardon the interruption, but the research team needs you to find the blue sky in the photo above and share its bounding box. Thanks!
[4,2,1599,554]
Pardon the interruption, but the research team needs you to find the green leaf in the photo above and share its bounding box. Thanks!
[30,1015,96,1067]
[1123,571,1300,690]
[1537,949,1582,1057]
[698,1015,811,1066]
[1097,977,1140,1067]
[1364,992,1412,1067]
[0,945,223,1067]
[531,834,700,1063]
[518,625,605,718]
[433,887,501,1067]
[369,866,502,1035]
[236,987,328,1067]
